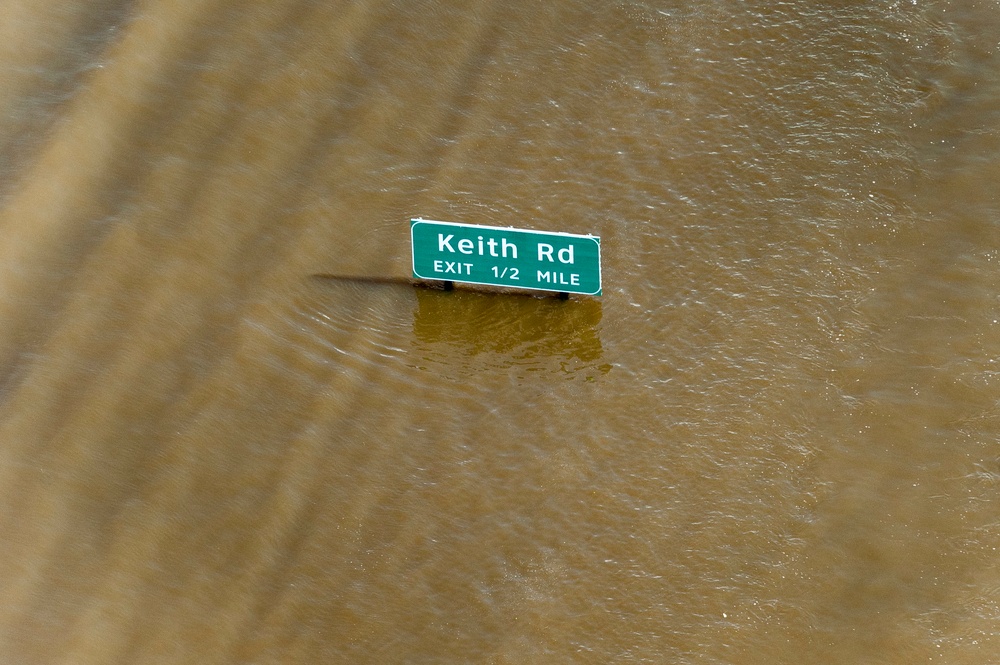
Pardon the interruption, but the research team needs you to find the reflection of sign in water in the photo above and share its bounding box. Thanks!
[412,288,609,378]
[411,218,601,296]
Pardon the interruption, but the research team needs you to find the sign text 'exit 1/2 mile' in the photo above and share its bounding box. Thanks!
[410,218,601,296]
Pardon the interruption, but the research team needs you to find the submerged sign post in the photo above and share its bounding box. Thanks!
[411,218,601,296]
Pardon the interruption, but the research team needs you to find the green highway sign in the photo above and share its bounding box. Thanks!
[411,218,601,296]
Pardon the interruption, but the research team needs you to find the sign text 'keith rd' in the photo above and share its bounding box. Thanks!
[411,219,601,296]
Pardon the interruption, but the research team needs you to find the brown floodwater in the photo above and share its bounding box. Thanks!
[1,1,999,662]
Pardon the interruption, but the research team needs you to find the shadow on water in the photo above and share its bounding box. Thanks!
[304,275,609,383]
[411,287,609,381]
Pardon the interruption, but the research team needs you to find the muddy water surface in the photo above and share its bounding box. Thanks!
[1,1,999,663]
